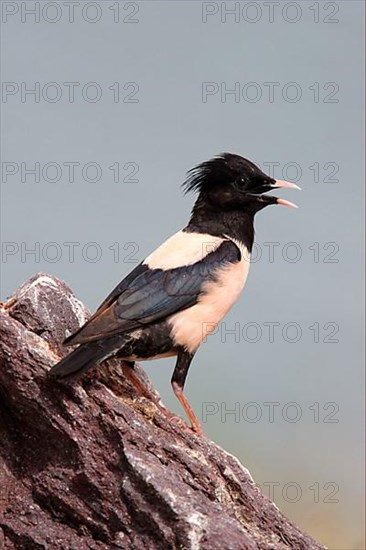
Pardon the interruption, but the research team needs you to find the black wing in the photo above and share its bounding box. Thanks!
[65,239,241,345]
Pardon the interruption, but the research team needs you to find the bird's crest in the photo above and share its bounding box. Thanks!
[182,153,258,194]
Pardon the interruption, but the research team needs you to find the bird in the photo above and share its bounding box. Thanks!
[49,153,300,434]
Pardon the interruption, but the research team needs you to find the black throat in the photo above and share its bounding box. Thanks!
[184,199,255,252]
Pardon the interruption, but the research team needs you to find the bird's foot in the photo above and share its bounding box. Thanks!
[163,409,203,435]
[0,296,17,310]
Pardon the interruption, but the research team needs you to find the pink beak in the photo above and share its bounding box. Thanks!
[272,179,301,208]
[276,198,298,209]
[273,179,301,191]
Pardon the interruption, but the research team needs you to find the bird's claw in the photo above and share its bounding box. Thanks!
[163,410,203,435]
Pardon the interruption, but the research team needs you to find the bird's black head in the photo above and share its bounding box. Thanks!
[183,153,299,215]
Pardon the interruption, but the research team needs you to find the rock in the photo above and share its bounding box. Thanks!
[0,274,326,549]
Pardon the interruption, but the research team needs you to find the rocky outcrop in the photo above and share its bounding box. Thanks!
[0,273,325,549]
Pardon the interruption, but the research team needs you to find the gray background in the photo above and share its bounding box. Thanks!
[1,1,364,548]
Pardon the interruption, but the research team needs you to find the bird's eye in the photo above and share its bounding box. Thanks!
[233,176,246,189]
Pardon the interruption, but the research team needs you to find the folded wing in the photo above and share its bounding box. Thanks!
[65,239,241,345]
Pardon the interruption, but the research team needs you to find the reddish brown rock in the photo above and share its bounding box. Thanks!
[0,274,326,550]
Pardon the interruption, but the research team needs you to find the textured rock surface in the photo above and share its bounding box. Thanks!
[0,273,326,550]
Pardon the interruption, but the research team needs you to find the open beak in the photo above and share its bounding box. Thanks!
[270,179,301,209]
[246,178,301,209]
[276,198,298,209]
[271,180,301,191]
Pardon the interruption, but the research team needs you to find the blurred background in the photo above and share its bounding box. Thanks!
[1,2,364,548]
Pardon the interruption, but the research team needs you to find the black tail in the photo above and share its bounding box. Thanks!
[49,341,113,379]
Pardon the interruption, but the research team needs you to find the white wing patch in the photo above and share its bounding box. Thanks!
[143,230,224,270]
[168,240,250,353]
